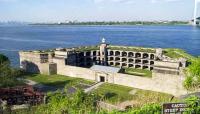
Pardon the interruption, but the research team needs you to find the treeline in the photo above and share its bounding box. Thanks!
[31,21,189,26]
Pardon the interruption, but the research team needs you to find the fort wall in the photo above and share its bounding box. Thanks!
[53,57,187,96]
[53,58,96,81]
[113,73,187,96]
[18,42,188,96]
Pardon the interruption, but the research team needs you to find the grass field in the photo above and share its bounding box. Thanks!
[124,68,152,77]
[93,83,177,106]
[24,74,94,87]
[164,48,194,59]
[93,83,134,104]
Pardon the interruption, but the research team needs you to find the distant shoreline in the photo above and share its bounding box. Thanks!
[29,21,190,26]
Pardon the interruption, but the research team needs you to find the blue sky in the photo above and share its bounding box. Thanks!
[0,0,199,22]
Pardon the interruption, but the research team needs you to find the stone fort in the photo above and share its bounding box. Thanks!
[19,39,188,96]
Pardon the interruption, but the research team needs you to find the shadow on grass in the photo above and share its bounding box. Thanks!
[105,92,117,99]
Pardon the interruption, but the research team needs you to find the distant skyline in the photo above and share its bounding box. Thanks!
[0,0,199,22]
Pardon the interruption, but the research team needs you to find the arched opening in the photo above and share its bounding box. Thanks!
[135,65,141,69]
[150,54,155,60]
[143,60,149,64]
[128,52,134,57]
[97,51,100,56]
[135,53,141,58]
[109,57,114,61]
[93,57,97,61]
[150,61,154,65]
[128,64,134,68]
[142,66,149,70]
[115,57,120,61]
[110,62,114,66]
[128,59,134,62]
[122,58,127,62]
[135,59,141,64]
[143,53,149,59]
[115,51,120,56]
[109,51,114,56]
[122,63,127,67]
[122,52,127,57]
[93,51,96,56]
[116,62,120,66]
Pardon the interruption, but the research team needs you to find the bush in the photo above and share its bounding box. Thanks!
[184,57,200,90]
[184,96,200,114]
[34,89,101,114]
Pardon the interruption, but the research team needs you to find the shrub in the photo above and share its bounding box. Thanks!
[184,57,200,90]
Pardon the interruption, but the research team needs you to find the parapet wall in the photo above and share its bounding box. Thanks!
[53,57,187,96]
[113,73,187,96]
[53,58,96,81]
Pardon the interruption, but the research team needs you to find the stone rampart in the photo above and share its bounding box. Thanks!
[54,57,187,96]
[53,58,96,81]
[113,73,187,96]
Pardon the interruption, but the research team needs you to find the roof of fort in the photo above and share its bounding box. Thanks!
[90,65,121,73]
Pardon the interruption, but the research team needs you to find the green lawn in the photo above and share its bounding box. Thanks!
[124,68,152,77]
[93,83,177,106]
[108,45,156,53]
[164,48,194,59]
[75,46,99,51]
[93,83,133,104]
[24,74,94,87]
[132,89,177,107]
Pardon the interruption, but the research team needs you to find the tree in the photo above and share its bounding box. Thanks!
[0,54,23,88]
[0,54,9,64]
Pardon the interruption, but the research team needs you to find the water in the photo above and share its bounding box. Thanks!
[0,25,200,67]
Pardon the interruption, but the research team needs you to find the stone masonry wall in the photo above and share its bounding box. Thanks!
[53,58,96,81]
[113,73,187,96]
[54,58,187,96]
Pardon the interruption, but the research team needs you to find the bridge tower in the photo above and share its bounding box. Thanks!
[194,0,200,25]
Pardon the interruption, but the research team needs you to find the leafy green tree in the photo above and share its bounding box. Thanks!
[0,54,23,88]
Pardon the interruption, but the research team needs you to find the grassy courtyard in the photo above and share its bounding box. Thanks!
[24,74,94,88]
[24,74,177,107]
[93,83,177,106]
[124,68,152,77]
